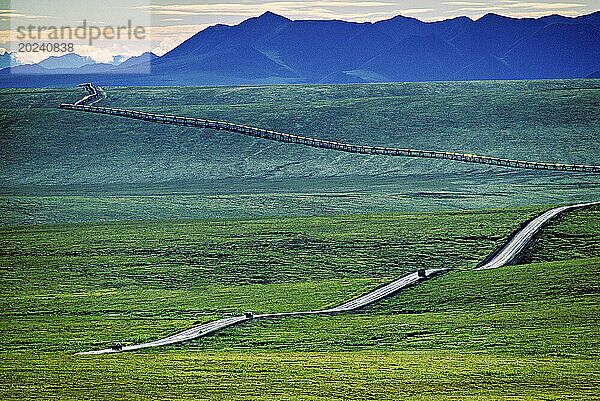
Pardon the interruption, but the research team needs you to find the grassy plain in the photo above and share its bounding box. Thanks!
[3,350,599,400]
[0,206,599,399]
[1,80,599,399]
[1,80,600,224]
[0,207,542,352]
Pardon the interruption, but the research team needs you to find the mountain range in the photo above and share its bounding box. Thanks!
[2,52,157,75]
[1,11,599,87]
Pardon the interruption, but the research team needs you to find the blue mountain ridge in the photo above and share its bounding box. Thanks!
[1,11,599,87]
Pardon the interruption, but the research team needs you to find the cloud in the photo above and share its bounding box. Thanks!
[447,6,507,11]
[76,20,106,25]
[444,0,588,19]
[136,1,439,23]
[140,1,397,13]
[138,1,398,19]
[151,37,183,56]
[146,24,211,54]
[0,11,52,19]
[138,24,211,56]
[0,29,9,44]
[499,8,584,17]
[396,8,435,14]
[443,1,488,5]
[146,24,210,39]
[500,1,584,9]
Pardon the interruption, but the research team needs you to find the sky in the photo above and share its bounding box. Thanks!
[1,0,599,63]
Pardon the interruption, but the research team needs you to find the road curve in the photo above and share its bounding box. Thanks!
[78,268,448,355]
[475,201,600,270]
[60,84,600,173]
[77,201,599,355]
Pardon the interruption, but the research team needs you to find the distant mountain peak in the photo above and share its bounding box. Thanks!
[241,11,291,25]
[446,15,473,22]
[478,13,514,22]
[258,11,289,20]
[117,51,158,68]
[381,14,424,24]
[37,53,96,69]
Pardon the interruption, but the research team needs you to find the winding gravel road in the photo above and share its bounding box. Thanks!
[475,201,600,270]
[79,268,447,355]
[77,201,598,355]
